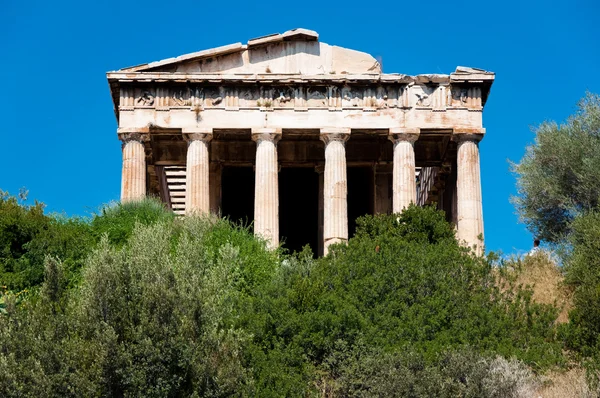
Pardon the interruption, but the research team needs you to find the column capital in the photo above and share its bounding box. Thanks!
[320,128,350,144]
[251,128,282,143]
[452,128,485,143]
[183,127,213,142]
[117,127,150,142]
[389,127,420,144]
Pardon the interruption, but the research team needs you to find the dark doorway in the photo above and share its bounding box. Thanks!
[221,166,255,228]
[279,168,319,255]
[348,167,374,238]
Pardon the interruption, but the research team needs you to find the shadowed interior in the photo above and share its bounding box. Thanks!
[279,167,319,255]
[221,166,255,228]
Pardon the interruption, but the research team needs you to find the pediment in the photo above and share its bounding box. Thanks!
[118,28,381,75]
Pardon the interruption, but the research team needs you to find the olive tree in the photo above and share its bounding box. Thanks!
[512,92,600,242]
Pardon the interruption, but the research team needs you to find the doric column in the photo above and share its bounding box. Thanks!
[252,128,282,249]
[389,128,419,213]
[320,128,351,255]
[454,129,485,255]
[118,128,149,202]
[183,128,212,215]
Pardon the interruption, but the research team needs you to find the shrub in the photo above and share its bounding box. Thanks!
[90,198,175,246]
[0,191,93,291]
[562,211,600,385]
[328,345,538,398]
[0,215,282,396]
[240,206,563,395]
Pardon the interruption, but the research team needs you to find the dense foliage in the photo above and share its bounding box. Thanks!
[0,196,176,293]
[512,92,600,243]
[0,190,92,291]
[0,197,570,396]
[511,93,600,385]
[562,212,600,366]
[240,207,562,396]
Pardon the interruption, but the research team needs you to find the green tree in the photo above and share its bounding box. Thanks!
[241,206,563,395]
[511,92,600,243]
[562,212,600,359]
[0,190,93,291]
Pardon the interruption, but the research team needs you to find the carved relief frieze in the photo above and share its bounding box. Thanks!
[341,85,363,108]
[135,88,155,107]
[204,87,224,107]
[120,81,486,116]
[450,86,469,107]
[274,87,294,107]
[448,86,482,108]
[412,85,436,108]
[170,88,191,107]
[239,88,258,108]
[375,86,389,109]
[306,87,328,107]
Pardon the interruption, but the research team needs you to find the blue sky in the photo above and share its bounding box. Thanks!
[1,0,598,254]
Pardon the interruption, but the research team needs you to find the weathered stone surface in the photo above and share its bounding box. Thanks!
[321,128,350,255]
[183,128,212,215]
[119,129,149,202]
[389,128,419,212]
[252,128,281,249]
[118,28,380,75]
[454,131,485,255]
[109,29,494,255]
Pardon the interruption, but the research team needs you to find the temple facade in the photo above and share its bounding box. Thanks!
[107,28,494,255]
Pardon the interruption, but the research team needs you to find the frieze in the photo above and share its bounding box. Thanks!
[119,83,484,112]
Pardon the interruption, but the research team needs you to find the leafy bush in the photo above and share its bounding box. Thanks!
[327,345,538,398]
[562,212,600,383]
[511,92,600,242]
[0,191,92,291]
[0,216,279,396]
[0,204,569,395]
[240,206,563,395]
[90,198,175,246]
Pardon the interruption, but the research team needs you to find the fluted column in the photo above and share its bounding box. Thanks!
[454,130,485,255]
[118,128,149,202]
[321,128,351,255]
[252,128,282,249]
[389,128,419,213]
[184,128,212,215]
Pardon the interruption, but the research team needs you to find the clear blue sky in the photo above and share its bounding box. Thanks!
[1,0,598,254]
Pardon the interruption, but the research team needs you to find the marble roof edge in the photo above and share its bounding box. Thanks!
[107,70,494,83]
[450,66,495,81]
[106,70,482,83]
[116,42,246,72]
[247,28,318,47]
[113,28,319,73]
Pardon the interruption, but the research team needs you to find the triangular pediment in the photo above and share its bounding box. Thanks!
[118,28,381,75]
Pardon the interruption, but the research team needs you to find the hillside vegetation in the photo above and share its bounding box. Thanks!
[2,193,597,397]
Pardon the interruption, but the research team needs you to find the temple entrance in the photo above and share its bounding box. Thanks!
[221,166,255,227]
[348,167,374,238]
[279,167,319,255]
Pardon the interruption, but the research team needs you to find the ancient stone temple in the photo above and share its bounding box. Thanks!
[107,28,494,255]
